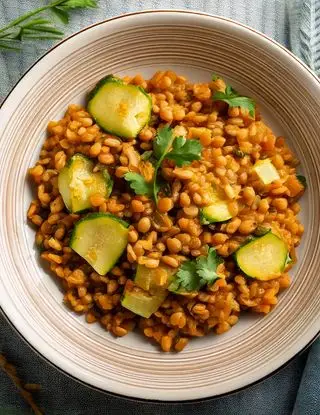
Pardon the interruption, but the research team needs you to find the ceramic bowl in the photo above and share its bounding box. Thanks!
[0,10,319,401]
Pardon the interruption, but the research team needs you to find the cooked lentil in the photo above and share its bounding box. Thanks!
[27,70,305,352]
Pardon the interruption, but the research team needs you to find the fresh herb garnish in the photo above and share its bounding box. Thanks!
[165,136,202,167]
[125,126,202,202]
[0,0,97,51]
[296,175,307,188]
[169,248,223,292]
[168,260,199,292]
[140,150,153,161]
[233,148,247,158]
[211,74,221,81]
[196,248,224,287]
[212,83,255,117]
[124,172,153,197]
[153,125,173,160]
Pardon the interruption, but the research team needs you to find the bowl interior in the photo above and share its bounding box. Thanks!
[0,11,319,401]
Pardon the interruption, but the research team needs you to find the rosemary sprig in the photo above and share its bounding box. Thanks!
[0,0,97,51]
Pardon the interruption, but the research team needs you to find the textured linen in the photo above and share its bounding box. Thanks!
[0,1,319,414]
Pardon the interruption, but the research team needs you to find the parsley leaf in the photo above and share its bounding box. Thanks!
[296,175,307,188]
[166,136,202,167]
[125,126,202,203]
[233,148,247,158]
[213,84,255,117]
[152,126,202,202]
[168,260,199,292]
[151,126,175,201]
[169,248,224,293]
[153,125,173,160]
[196,248,223,287]
[212,74,221,81]
[141,150,153,161]
[124,172,153,197]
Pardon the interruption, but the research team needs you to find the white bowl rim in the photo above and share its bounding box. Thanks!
[0,9,319,402]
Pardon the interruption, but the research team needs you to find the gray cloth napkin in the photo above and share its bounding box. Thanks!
[1,1,320,414]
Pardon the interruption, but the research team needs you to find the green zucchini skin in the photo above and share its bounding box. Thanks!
[70,213,129,275]
[234,232,288,281]
[70,212,129,232]
[201,202,233,224]
[87,75,122,102]
[87,74,152,138]
[58,154,113,214]
[121,280,167,318]
[200,187,233,224]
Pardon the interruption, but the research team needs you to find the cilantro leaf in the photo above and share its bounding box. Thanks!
[166,136,202,167]
[168,260,199,292]
[233,148,247,158]
[124,172,153,197]
[213,84,255,117]
[212,73,221,81]
[196,248,223,287]
[151,126,175,201]
[153,125,173,160]
[168,249,224,293]
[296,175,307,188]
[152,126,202,201]
[141,150,153,161]
[125,126,202,203]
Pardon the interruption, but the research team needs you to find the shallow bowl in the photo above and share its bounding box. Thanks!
[0,10,320,401]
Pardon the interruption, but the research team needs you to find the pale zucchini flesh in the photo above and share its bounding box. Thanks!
[87,75,151,138]
[201,187,233,223]
[121,281,167,318]
[70,213,129,275]
[58,154,113,213]
[135,264,176,293]
[235,232,288,281]
[253,159,280,185]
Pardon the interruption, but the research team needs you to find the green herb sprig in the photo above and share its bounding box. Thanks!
[0,0,97,51]
[296,174,307,188]
[212,74,255,117]
[168,248,223,292]
[124,126,202,203]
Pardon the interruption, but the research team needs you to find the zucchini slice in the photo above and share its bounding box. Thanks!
[235,232,288,281]
[58,154,113,213]
[70,213,129,275]
[135,264,176,293]
[253,159,280,185]
[87,75,152,138]
[121,280,167,318]
[201,187,233,223]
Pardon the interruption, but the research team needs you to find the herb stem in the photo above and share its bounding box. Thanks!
[152,135,174,203]
[0,1,64,34]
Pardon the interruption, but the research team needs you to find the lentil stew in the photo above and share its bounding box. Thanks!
[27,71,305,352]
